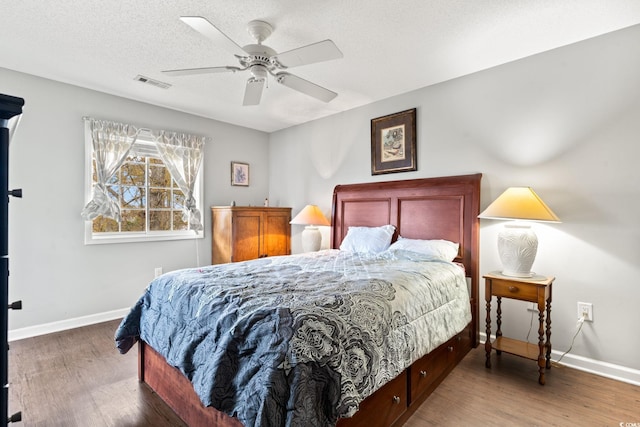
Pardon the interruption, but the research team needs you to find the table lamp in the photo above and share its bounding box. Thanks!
[290,204,330,252]
[478,187,560,277]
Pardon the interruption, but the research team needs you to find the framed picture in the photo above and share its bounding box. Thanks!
[370,108,417,175]
[231,161,249,186]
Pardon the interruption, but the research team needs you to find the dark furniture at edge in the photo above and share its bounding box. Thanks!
[137,173,482,427]
[1,93,25,426]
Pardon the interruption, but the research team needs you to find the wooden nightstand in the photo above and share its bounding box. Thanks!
[484,272,554,385]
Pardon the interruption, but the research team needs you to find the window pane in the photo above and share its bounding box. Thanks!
[121,163,145,186]
[121,210,145,232]
[172,190,185,209]
[93,216,119,233]
[173,211,188,230]
[150,210,171,231]
[149,165,172,187]
[88,134,203,243]
[149,189,169,208]
[122,186,145,208]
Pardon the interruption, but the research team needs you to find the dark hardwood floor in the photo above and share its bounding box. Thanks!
[8,319,186,427]
[8,320,640,426]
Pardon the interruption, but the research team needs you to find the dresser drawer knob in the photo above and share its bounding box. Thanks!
[447,346,454,352]
[419,370,427,378]
[508,286,518,293]
[392,396,401,404]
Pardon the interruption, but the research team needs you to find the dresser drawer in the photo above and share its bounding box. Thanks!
[490,279,537,302]
[410,336,457,402]
[337,372,406,427]
[454,325,473,363]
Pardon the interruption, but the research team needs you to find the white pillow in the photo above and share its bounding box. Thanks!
[339,225,396,253]
[388,237,459,261]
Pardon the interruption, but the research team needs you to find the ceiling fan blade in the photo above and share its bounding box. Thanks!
[179,16,247,56]
[275,72,337,102]
[274,40,343,68]
[243,78,265,106]
[162,66,240,76]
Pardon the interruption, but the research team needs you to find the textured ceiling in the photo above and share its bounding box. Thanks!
[2,1,640,133]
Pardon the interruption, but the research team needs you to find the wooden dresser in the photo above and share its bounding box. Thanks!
[211,206,291,264]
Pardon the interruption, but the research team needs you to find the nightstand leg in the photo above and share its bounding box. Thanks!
[538,301,546,385]
[546,297,552,369]
[485,298,491,368]
[495,296,502,355]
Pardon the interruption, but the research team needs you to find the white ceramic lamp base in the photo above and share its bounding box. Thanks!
[497,223,538,277]
[301,226,322,252]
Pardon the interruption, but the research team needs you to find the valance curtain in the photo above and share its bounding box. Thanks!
[81,119,139,222]
[154,131,205,231]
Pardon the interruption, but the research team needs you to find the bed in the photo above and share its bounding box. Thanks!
[116,173,481,427]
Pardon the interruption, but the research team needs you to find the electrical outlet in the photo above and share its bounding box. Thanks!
[577,302,593,322]
[154,267,163,278]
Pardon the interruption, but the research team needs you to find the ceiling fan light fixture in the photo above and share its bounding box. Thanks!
[250,65,268,80]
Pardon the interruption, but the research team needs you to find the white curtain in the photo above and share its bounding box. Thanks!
[154,131,205,231]
[81,119,139,222]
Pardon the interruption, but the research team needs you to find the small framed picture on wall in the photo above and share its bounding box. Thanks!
[370,108,417,175]
[231,161,249,186]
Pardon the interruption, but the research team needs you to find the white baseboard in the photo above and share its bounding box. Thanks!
[8,308,130,342]
[480,332,640,387]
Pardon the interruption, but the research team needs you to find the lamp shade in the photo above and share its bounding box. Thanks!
[290,205,330,226]
[478,187,560,222]
[478,187,559,277]
[291,205,330,252]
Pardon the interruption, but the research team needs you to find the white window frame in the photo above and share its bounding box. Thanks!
[83,124,204,245]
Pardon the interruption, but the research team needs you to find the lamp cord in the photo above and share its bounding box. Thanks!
[525,303,535,343]
[554,317,585,366]
[526,304,586,367]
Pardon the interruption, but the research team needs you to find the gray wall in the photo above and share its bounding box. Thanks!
[269,24,640,373]
[1,67,270,332]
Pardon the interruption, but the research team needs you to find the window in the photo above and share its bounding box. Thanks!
[83,120,204,245]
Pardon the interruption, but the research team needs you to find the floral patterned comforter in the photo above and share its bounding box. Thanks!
[115,249,471,427]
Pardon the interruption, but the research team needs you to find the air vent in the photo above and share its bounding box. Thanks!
[134,75,171,89]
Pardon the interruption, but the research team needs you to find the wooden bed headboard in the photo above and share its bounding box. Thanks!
[331,173,482,346]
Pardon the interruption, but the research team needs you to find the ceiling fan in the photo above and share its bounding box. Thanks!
[163,16,344,106]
